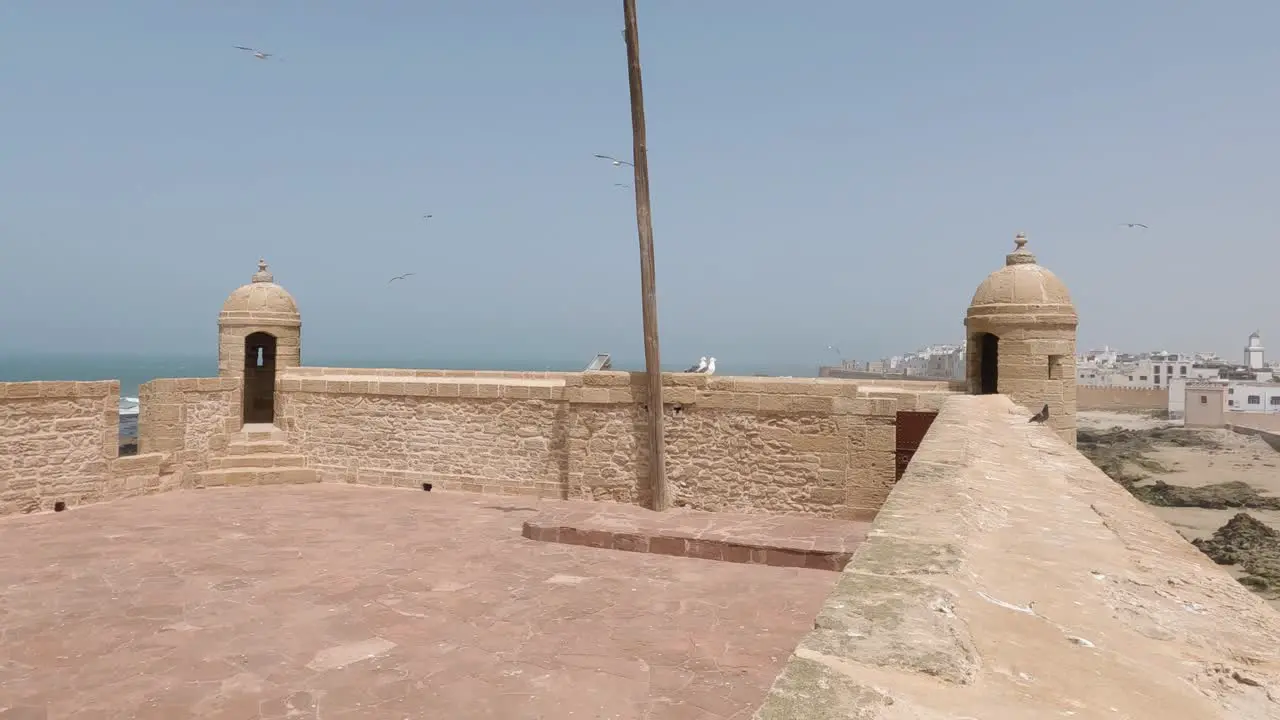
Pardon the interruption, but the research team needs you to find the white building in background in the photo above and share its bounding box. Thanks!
[1079,346,1119,366]
[1245,331,1266,370]
[1225,380,1280,414]
[900,344,964,380]
[1169,375,1280,418]
[1167,376,1225,417]
[1077,351,1202,389]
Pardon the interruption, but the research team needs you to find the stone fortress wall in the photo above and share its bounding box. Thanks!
[274,369,949,519]
[0,372,952,521]
[0,381,172,516]
[1228,411,1280,433]
[1076,385,1168,412]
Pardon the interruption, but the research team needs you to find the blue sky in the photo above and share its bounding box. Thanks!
[3,1,1278,372]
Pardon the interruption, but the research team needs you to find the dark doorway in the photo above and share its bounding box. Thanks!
[243,332,277,424]
[895,411,938,481]
[978,333,999,395]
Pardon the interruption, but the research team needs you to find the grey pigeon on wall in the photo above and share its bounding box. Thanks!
[1029,404,1049,424]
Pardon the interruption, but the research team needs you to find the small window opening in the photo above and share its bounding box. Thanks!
[1048,355,1063,380]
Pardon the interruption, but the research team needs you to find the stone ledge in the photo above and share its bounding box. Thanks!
[0,380,119,400]
[278,374,567,400]
[284,367,571,379]
[753,394,1280,719]
[111,452,165,474]
[521,503,871,571]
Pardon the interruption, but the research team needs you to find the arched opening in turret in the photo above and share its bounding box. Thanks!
[977,333,999,395]
[243,331,278,424]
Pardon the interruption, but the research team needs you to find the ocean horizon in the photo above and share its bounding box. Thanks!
[0,352,824,402]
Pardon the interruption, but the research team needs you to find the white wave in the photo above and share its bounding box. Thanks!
[118,397,140,416]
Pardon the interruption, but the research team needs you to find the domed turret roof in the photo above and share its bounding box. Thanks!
[218,259,300,326]
[969,233,1074,310]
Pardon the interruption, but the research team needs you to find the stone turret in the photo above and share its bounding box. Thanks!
[217,259,301,379]
[965,233,1078,445]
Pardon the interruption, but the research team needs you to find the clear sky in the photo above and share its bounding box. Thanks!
[3,1,1278,371]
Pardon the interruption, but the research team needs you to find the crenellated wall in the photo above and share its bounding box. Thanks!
[754,393,1280,718]
[137,377,242,483]
[0,381,171,516]
[1076,385,1167,412]
[2,370,954,521]
[0,371,926,518]
[273,369,941,519]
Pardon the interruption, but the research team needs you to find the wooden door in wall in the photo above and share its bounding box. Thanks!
[243,332,277,425]
[895,411,938,481]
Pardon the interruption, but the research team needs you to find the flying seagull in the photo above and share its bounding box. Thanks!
[234,46,276,60]
[388,272,416,284]
[614,183,632,189]
[685,356,708,373]
[1119,223,1149,229]
[422,213,433,219]
[1028,404,1049,424]
[594,154,634,168]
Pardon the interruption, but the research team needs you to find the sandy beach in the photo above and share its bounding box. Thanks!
[1079,410,1280,608]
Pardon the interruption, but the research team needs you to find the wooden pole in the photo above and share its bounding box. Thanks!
[622,0,669,512]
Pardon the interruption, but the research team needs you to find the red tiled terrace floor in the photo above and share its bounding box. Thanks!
[0,485,840,719]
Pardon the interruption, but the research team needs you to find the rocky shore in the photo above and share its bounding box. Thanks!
[1077,411,1280,606]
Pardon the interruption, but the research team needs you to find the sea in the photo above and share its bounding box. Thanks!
[0,353,822,440]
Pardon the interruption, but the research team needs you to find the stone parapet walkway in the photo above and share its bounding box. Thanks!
[523,502,872,571]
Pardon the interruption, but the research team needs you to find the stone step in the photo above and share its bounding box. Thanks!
[234,420,289,443]
[226,439,292,455]
[194,467,318,488]
[522,504,871,572]
[210,453,307,469]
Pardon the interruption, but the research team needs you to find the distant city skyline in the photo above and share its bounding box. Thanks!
[839,328,1275,384]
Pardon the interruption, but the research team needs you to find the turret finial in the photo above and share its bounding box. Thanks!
[252,258,274,283]
[1006,232,1037,266]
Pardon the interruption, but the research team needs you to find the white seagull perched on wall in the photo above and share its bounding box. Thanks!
[703,357,717,376]
[685,357,708,373]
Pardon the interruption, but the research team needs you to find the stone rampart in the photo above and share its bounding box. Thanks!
[1226,413,1280,453]
[754,393,1280,718]
[0,381,169,516]
[276,369,923,519]
[282,367,571,379]
[1227,411,1280,433]
[1077,385,1167,412]
[1,370,951,521]
[137,377,241,483]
